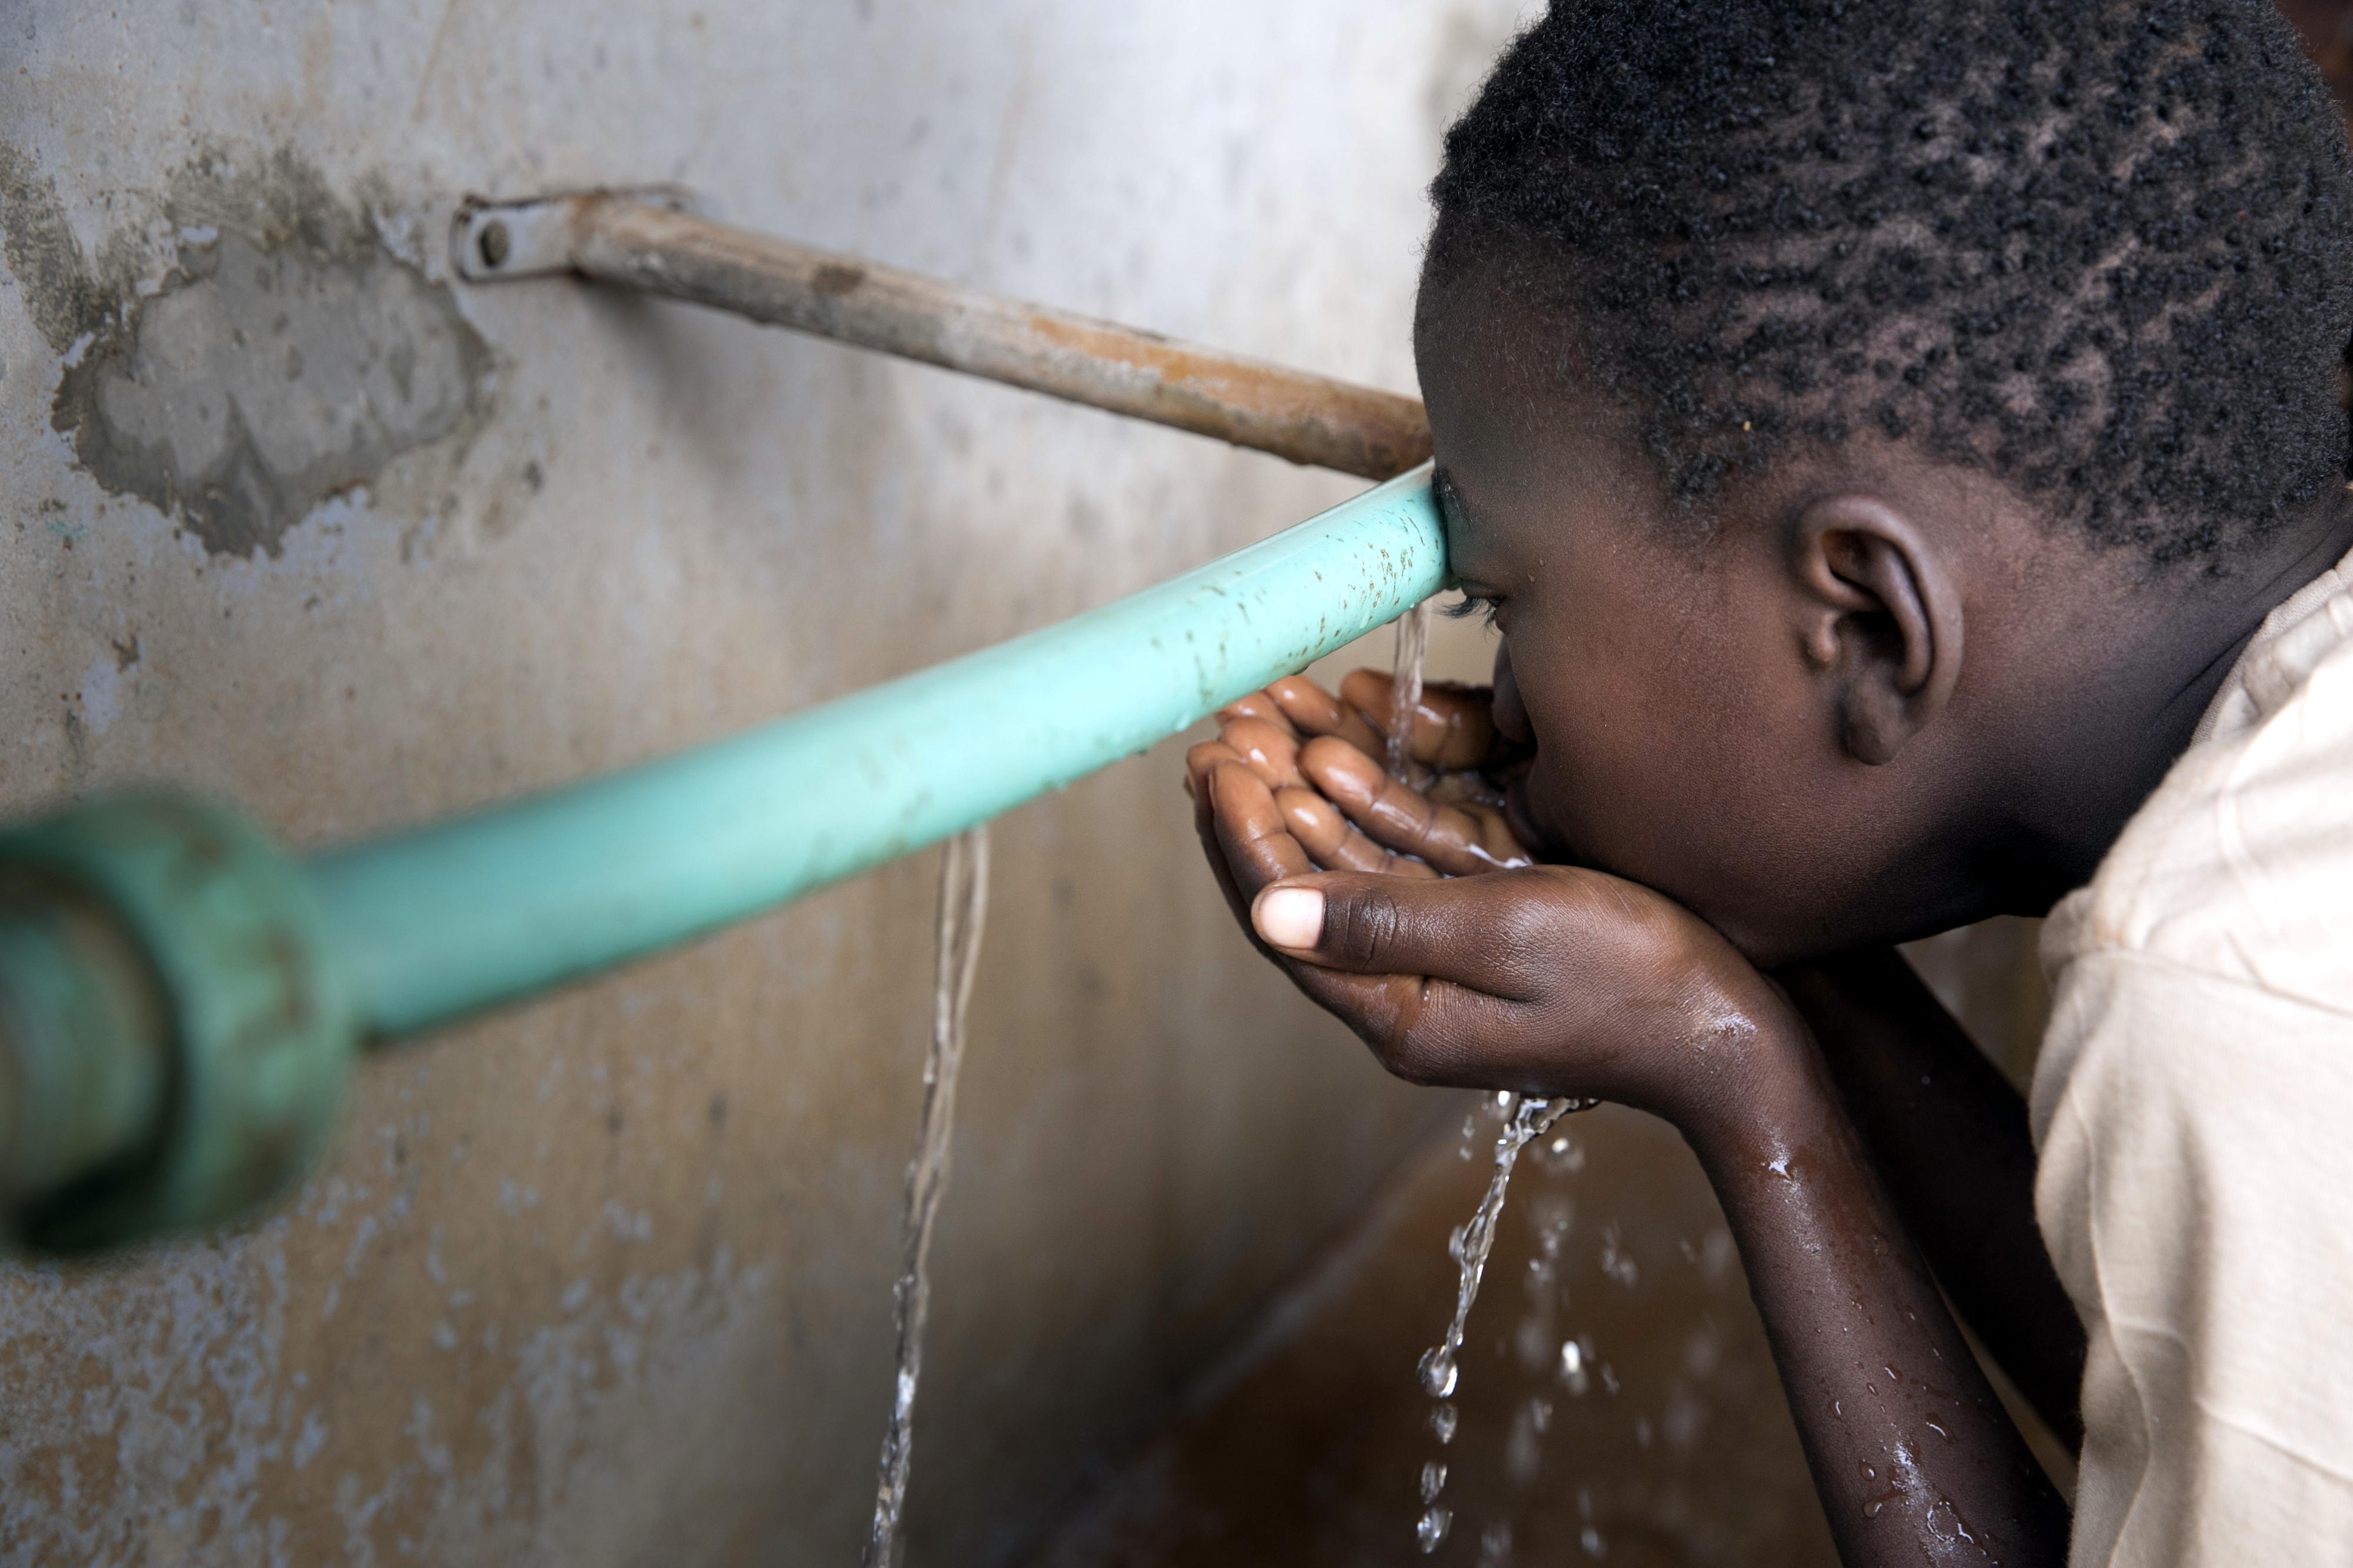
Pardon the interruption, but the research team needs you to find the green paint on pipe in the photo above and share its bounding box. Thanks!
[309,467,1445,1039]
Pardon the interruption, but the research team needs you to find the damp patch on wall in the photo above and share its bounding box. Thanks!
[1,144,491,559]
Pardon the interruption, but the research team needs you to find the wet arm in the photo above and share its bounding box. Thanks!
[1191,682,2071,1561]
[1778,949,2086,1446]
[1684,1025,2072,1565]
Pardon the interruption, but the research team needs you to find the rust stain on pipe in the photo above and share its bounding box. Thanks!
[559,196,1432,481]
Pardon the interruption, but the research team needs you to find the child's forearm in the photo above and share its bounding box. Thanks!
[1684,1030,2070,1566]
[1779,950,2085,1445]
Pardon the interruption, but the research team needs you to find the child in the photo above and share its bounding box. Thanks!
[1187,2,2353,1562]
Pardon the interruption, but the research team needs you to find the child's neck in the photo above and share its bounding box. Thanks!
[1986,496,2353,913]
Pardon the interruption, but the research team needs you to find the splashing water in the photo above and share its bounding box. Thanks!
[1389,598,1432,782]
[1417,1097,1581,1406]
[862,826,991,1568]
[1413,1093,1594,1552]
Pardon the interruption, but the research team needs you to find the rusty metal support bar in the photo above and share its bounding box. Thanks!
[452,192,1432,481]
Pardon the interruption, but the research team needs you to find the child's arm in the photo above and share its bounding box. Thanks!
[1188,682,2070,1565]
[1780,952,2087,1447]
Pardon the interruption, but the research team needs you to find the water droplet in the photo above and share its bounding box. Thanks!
[1534,1130,1587,1174]
[1925,1417,1949,1439]
[1859,1463,1877,1480]
[1421,1460,1448,1503]
[1833,1400,1844,1416]
[1432,1403,1459,1443]
[1580,1524,1608,1557]
[1478,1520,1515,1565]
[1864,1499,1884,1519]
[1493,1089,1515,1115]
[1866,1382,1877,1395]
[1418,1506,1454,1553]
[1419,1347,1459,1399]
[1560,1340,1584,1374]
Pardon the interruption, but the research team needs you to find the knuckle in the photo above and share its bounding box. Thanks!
[1492,888,1562,955]
[1327,890,1404,967]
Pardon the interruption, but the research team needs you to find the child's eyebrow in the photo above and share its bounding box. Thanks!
[1431,465,1465,531]
[1430,467,1496,595]
[1430,466,1488,570]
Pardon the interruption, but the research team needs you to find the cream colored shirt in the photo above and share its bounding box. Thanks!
[2036,545,2353,1565]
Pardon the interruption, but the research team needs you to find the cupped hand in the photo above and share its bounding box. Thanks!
[1187,672,1531,877]
[1184,672,1799,1124]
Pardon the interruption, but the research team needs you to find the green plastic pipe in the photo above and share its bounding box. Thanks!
[0,467,1440,1247]
[308,465,1444,1040]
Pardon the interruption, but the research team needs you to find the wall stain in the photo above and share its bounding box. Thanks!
[1,144,490,559]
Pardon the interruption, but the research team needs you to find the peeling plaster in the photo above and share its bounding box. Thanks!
[1,144,489,560]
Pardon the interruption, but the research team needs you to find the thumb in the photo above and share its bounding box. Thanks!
[1251,870,1535,995]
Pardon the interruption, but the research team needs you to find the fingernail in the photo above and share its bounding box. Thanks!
[1254,885,1324,949]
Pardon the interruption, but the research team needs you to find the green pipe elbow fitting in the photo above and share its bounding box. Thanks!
[0,795,354,1251]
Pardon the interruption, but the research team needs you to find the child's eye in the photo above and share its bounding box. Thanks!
[1442,592,1505,630]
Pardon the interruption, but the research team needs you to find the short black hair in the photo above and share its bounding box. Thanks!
[1429,0,2353,566]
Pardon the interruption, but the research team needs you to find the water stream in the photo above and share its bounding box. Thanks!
[1389,602,1614,1555]
[1415,1094,1589,1552]
[1389,598,1432,785]
[862,825,992,1568]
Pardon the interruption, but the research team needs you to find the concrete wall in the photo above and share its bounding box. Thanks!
[0,2,1528,1562]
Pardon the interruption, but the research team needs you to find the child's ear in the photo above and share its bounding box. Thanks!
[1789,495,1962,766]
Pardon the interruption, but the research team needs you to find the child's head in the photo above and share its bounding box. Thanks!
[1413,0,2353,961]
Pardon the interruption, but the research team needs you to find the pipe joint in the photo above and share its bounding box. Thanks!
[0,795,355,1250]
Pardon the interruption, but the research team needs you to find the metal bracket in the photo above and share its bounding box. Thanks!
[452,186,701,282]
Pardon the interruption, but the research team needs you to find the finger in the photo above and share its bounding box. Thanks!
[1207,759,1316,897]
[1255,865,1696,1093]
[1185,739,1245,800]
[1337,670,1504,772]
[1202,763,1438,1029]
[1276,786,1440,878]
[1250,870,1543,996]
[1248,870,1561,1082]
[1194,763,1261,932]
[1213,689,1299,739]
[1214,715,1307,790]
[1265,958,1459,1073]
[1267,675,1386,757]
[1281,956,1558,1090]
[1299,736,1531,875]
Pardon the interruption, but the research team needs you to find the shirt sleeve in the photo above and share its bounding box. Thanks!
[2036,948,2353,1567]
